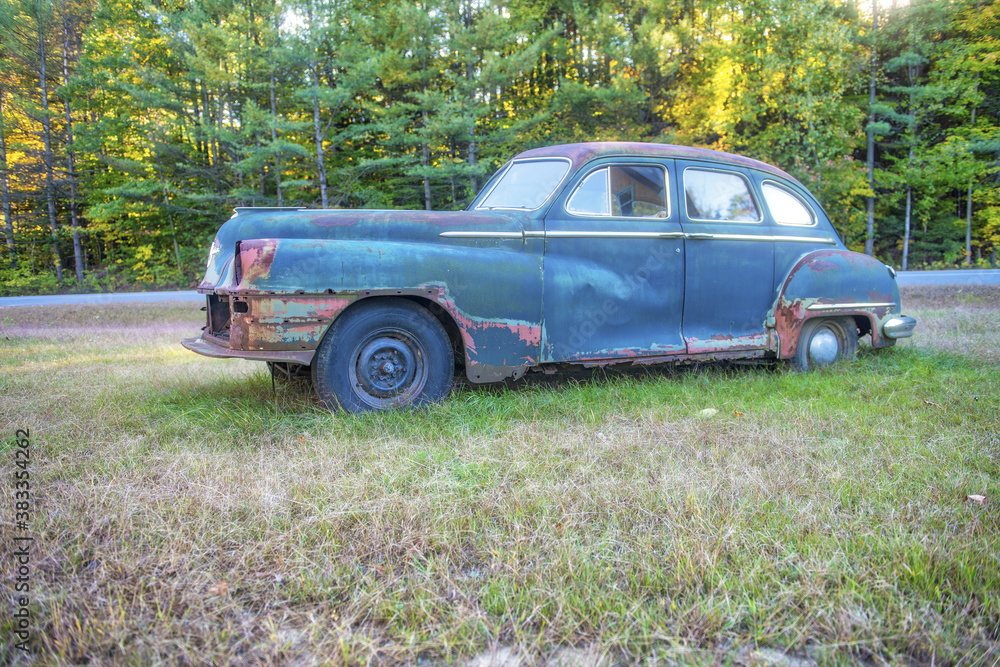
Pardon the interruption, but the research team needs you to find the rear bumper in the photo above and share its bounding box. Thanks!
[181,336,315,365]
[883,316,917,339]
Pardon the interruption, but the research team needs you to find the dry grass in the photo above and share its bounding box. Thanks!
[898,285,1000,363]
[1,289,998,666]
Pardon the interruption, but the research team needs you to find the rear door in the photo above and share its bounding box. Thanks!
[753,175,842,285]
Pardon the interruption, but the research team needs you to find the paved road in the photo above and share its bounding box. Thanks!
[0,290,203,307]
[895,269,1000,287]
[1,270,997,307]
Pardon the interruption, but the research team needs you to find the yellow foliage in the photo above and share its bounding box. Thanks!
[132,245,156,282]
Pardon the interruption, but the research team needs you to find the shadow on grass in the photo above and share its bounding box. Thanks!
[148,342,993,450]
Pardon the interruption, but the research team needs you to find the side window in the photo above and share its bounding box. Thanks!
[566,170,610,216]
[763,182,815,226]
[566,165,668,218]
[684,169,760,222]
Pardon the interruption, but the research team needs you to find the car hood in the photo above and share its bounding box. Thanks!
[200,208,527,291]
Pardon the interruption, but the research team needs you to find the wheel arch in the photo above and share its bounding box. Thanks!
[771,248,901,359]
[311,293,468,375]
[400,295,467,373]
[313,289,538,385]
[310,295,455,412]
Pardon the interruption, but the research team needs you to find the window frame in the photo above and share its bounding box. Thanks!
[473,157,573,212]
[565,168,613,217]
[682,166,763,225]
[761,179,818,228]
[563,163,671,220]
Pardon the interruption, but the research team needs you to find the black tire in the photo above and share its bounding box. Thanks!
[793,317,859,372]
[311,298,454,413]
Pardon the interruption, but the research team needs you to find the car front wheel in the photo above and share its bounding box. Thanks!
[312,298,454,413]
[793,316,858,372]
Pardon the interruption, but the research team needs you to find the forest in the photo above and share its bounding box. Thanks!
[0,0,997,294]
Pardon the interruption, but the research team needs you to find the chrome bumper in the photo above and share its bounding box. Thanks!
[883,316,917,339]
[181,336,315,365]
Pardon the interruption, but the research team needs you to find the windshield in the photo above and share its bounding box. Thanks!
[475,159,570,210]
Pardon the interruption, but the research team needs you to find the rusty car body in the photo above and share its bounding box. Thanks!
[182,142,916,412]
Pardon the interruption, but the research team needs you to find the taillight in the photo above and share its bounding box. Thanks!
[234,241,243,284]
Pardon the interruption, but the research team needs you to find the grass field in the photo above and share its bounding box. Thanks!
[1,286,998,666]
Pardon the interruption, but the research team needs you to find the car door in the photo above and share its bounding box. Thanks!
[677,162,774,353]
[541,159,686,362]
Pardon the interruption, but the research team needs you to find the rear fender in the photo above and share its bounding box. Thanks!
[227,238,543,383]
[771,249,901,359]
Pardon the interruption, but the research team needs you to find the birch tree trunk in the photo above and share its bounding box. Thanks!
[304,0,328,208]
[62,0,82,283]
[0,88,15,268]
[38,17,63,282]
[310,61,328,209]
[422,109,431,211]
[270,71,283,206]
[902,183,912,271]
[204,82,219,177]
[865,0,877,257]
[966,106,976,266]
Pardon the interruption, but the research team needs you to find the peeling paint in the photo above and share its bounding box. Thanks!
[687,333,769,354]
[772,249,904,357]
[185,144,914,395]
[237,239,278,287]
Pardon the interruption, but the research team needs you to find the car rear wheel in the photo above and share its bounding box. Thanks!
[312,298,454,413]
[793,317,858,371]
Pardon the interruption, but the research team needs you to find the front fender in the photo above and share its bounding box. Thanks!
[227,238,543,382]
[771,249,901,359]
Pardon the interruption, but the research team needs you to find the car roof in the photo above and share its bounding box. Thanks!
[514,142,794,181]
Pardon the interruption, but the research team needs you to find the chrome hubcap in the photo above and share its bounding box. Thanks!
[808,328,840,366]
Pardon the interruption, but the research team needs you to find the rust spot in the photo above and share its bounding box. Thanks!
[238,239,278,287]
[251,296,352,321]
[446,307,542,359]
[773,297,809,358]
[803,258,838,272]
[229,295,354,352]
[866,289,893,303]
[687,332,768,355]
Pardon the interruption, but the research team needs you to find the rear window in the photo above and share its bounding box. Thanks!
[763,182,815,226]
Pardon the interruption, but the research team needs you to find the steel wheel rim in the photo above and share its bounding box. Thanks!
[349,328,427,408]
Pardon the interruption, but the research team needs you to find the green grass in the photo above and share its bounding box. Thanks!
[1,288,998,665]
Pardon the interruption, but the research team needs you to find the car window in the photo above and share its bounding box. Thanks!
[684,168,760,222]
[763,182,815,226]
[566,165,667,218]
[566,169,611,216]
[478,159,570,210]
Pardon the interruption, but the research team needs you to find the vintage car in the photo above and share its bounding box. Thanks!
[182,142,916,412]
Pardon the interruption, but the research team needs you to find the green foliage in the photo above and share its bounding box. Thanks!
[0,264,61,295]
[0,0,998,292]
